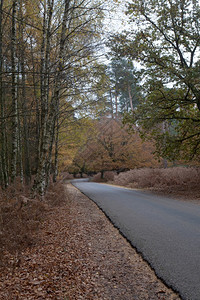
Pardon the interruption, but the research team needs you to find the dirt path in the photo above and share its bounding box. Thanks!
[0,184,180,299]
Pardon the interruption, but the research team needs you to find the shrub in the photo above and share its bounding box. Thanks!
[113,167,200,190]
[104,171,116,182]
[0,178,67,265]
[92,173,102,182]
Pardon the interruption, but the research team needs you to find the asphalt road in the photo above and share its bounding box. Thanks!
[72,179,200,300]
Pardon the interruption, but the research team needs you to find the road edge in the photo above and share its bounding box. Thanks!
[71,182,182,299]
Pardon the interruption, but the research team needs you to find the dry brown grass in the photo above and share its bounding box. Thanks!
[91,167,200,199]
[0,178,67,265]
[110,167,200,196]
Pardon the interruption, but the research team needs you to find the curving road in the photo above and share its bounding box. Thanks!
[72,179,200,300]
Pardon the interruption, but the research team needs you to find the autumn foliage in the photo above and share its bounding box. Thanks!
[69,117,160,177]
[0,179,66,265]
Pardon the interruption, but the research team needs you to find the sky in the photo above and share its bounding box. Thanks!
[98,1,131,64]
[103,1,131,36]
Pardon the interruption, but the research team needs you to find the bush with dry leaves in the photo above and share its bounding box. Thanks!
[0,179,66,265]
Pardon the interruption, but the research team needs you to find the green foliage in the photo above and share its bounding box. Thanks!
[116,0,200,161]
[107,57,140,112]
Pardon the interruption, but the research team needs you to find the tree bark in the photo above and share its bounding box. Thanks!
[34,0,71,195]
[30,36,40,172]
[115,93,118,118]
[128,84,134,111]
[110,90,114,119]
[10,0,18,183]
[33,0,54,195]
[0,0,8,188]
[19,0,31,185]
[162,121,168,168]
[53,118,59,182]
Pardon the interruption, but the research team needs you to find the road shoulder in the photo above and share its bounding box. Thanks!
[66,183,180,299]
[100,181,200,204]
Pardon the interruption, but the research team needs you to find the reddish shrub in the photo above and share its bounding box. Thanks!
[104,171,116,182]
[113,167,200,190]
[0,179,67,265]
[92,173,102,182]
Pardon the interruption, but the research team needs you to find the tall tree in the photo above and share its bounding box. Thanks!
[69,117,160,177]
[0,0,8,188]
[33,0,105,194]
[114,0,200,161]
[107,58,140,114]
[10,0,18,183]
[0,0,106,192]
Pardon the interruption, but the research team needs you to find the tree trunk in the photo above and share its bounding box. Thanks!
[115,93,118,118]
[45,116,56,188]
[53,118,59,182]
[33,0,54,195]
[19,0,31,185]
[0,0,8,188]
[110,90,114,119]
[17,108,24,184]
[162,121,168,168]
[10,0,18,183]
[34,0,71,195]
[16,60,24,185]
[128,84,134,111]
[30,36,40,172]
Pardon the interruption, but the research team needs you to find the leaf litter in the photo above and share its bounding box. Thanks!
[0,183,180,299]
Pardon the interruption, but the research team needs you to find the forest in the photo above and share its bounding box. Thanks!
[0,0,200,297]
[1,0,200,196]
[1,0,200,194]
[0,0,106,194]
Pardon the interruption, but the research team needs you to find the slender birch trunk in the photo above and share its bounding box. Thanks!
[10,0,18,183]
[0,0,8,188]
[19,0,31,184]
[34,0,71,195]
[45,117,55,188]
[47,0,70,184]
[44,0,55,187]
[115,93,118,118]
[30,37,40,172]
[53,118,59,182]
[16,60,24,184]
[38,0,47,166]
[17,104,24,184]
[34,0,54,195]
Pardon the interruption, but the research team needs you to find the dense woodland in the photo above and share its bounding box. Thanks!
[1,0,200,194]
[0,0,106,194]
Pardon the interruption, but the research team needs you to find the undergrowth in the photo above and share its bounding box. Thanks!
[93,167,200,191]
[0,178,67,265]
